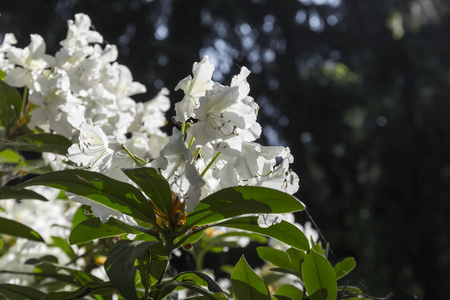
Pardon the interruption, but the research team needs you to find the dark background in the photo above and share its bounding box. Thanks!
[1,1,449,299]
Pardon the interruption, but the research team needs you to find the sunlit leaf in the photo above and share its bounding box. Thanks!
[302,249,337,300]
[334,257,356,280]
[0,149,24,163]
[216,217,309,251]
[0,217,45,242]
[273,284,304,300]
[187,186,305,227]
[231,256,270,300]
[14,169,156,223]
[257,246,295,271]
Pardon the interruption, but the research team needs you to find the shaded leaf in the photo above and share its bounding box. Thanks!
[0,186,48,201]
[14,169,156,223]
[231,256,270,300]
[187,186,305,227]
[273,284,304,300]
[302,249,337,300]
[1,133,72,154]
[41,282,115,300]
[257,246,295,271]
[287,247,306,275]
[123,167,173,218]
[49,236,76,260]
[0,80,21,131]
[0,217,45,242]
[0,283,45,300]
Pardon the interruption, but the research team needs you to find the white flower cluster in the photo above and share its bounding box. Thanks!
[0,13,300,214]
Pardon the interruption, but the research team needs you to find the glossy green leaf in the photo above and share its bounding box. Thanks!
[273,284,304,300]
[334,257,356,280]
[0,186,48,201]
[0,80,21,131]
[14,169,156,223]
[0,283,46,300]
[104,240,167,300]
[231,256,270,300]
[1,133,72,154]
[69,217,149,245]
[257,246,295,270]
[187,186,305,227]
[217,217,309,251]
[123,167,173,217]
[0,217,45,242]
[302,249,337,300]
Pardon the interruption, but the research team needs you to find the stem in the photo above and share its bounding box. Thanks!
[187,135,195,149]
[200,152,221,177]
[121,143,143,167]
[19,86,28,119]
[181,122,186,135]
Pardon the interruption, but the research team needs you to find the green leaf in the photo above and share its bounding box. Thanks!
[41,282,116,300]
[273,284,304,300]
[257,246,295,270]
[0,149,24,163]
[231,256,270,300]
[0,283,46,300]
[69,217,149,245]
[0,217,45,242]
[217,217,310,251]
[123,167,173,217]
[0,80,21,131]
[104,240,167,300]
[0,186,48,201]
[0,133,72,154]
[49,236,76,260]
[334,257,356,280]
[302,249,337,300]
[14,169,156,223]
[0,70,5,80]
[187,186,305,227]
[287,247,306,275]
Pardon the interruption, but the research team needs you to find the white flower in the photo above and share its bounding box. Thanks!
[60,13,103,53]
[4,34,55,88]
[0,33,17,71]
[174,55,215,122]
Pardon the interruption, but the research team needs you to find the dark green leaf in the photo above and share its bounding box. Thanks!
[41,282,115,300]
[69,217,149,245]
[0,283,46,300]
[49,236,76,260]
[187,186,305,227]
[0,133,72,154]
[231,256,270,300]
[269,267,302,277]
[104,240,167,300]
[14,169,156,223]
[257,246,295,270]
[302,249,337,300]
[273,284,304,300]
[334,257,356,280]
[0,217,45,242]
[0,186,48,201]
[0,80,21,131]
[123,167,173,217]
[217,217,310,251]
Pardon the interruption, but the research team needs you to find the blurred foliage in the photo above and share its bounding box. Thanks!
[1,0,450,299]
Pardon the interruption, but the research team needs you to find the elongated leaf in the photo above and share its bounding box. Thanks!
[123,167,173,217]
[0,80,21,131]
[334,257,356,280]
[257,247,295,270]
[302,249,337,300]
[0,217,45,242]
[273,284,304,300]
[14,169,156,223]
[104,240,166,300]
[0,283,46,300]
[0,149,24,163]
[217,217,309,251]
[42,282,116,300]
[231,256,270,300]
[69,217,148,245]
[187,186,305,227]
[0,186,48,201]
[1,133,72,154]
[287,247,306,274]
